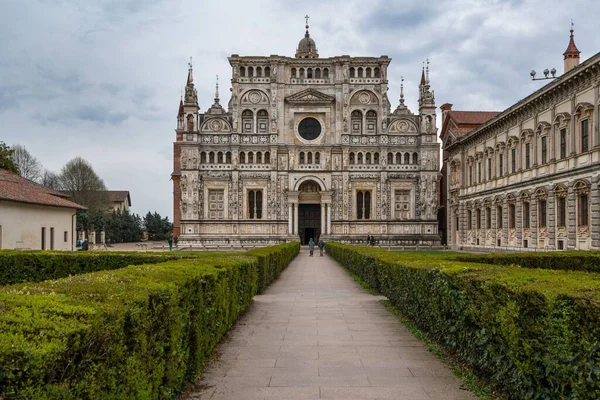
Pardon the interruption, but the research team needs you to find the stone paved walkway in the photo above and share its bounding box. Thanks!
[182,248,475,400]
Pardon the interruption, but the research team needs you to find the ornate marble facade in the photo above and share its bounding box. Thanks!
[172,25,440,247]
[443,31,600,251]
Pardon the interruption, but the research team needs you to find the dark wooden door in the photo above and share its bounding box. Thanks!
[299,204,321,245]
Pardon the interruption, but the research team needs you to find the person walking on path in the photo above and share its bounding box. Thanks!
[167,237,173,251]
[317,238,325,256]
[308,238,315,256]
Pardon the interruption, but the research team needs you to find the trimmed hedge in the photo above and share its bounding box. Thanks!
[247,242,301,293]
[0,243,299,399]
[454,251,600,273]
[0,251,188,285]
[326,243,600,400]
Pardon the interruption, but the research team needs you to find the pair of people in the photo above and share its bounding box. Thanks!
[308,237,325,256]
[366,235,375,246]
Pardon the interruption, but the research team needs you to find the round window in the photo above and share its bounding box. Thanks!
[298,117,322,140]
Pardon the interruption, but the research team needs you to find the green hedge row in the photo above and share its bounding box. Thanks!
[326,243,600,400]
[454,251,600,273]
[0,251,186,285]
[0,243,299,399]
[246,242,301,293]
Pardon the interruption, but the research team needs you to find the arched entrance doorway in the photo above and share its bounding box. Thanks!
[298,180,321,245]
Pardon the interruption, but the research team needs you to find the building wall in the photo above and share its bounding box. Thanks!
[444,54,600,251]
[174,55,441,247]
[0,201,77,250]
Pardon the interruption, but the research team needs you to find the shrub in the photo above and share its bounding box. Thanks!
[326,243,600,400]
[246,242,301,293]
[454,251,600,273]
[0,251,185,285]
[0,242,299,399]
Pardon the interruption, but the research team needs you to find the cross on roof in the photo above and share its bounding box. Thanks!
[305,15,309,25]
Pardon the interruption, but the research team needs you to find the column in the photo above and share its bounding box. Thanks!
[293,203,299,235]
[288,204,293,234]
[327,204,332,234]
[321,203,326,235]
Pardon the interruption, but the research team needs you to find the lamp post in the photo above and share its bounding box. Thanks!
[530,68,557,81]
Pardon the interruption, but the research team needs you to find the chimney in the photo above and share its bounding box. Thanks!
[440,103,453,126]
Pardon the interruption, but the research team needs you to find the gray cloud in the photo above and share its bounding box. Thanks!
[1,0,599,219]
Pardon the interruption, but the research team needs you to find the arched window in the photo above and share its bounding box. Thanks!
[315,68,321,78]
[257,110,268,133]
[366,111,377,134]
[299,152,305,164]
[358,153,363,164]
[374,67,380,78]
[358,67,363,78]
[412,152,418,165]
[239,152,245,164]
[366,67,372,78]
[242,110,253,133]
[307,68,313,78]
[404,153,410,164]
[307,152,313,164]
[201,152,207,163]
[240,66,246,77]
[248,152,254,164]
[315,152,320,164]
[349,152,355,165]
[217,151,223,164]
[323,68,329,79]
[387,152,393,164]
[264,151,270,164]
[396,153,402,164]
[350,67,355,78]
[209,152,215,164]
[226,152,232,163]
[248,66,254,77]
[186,114,194,131]
[291,68,297,78]
[256,67,262,77]
[374,153,379,164]
[257,152,262,164]
[299,68,305,78]
[366,153,371,164]
[351,110,362,135]
[264,66,270,77]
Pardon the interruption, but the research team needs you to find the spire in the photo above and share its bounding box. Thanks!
[393,76,410,115]
[214,74,220,104]
[187,57,194,85]
[420,61,426,86]
[178,96,184,116]
[425,59,430,84]
[563,21,581,73]
[399,76,405,105]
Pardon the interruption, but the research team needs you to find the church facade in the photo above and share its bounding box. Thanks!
[172,25,441,247]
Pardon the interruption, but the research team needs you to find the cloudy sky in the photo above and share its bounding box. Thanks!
[1,0,598,219]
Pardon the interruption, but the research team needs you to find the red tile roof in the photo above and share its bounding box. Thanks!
[104,191,131,206]
[0,169,86,210]
[449,111,500,125]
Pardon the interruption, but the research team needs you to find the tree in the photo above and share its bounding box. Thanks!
[41,170,62,190]
[105,210,144,243]
[0,141,19,174]
[144,212,173,240]
[12,144,43,182]
[60,157,109,210]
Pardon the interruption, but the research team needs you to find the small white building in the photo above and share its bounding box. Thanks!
[0,169,86,250]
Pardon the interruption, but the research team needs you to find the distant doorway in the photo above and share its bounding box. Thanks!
[298,204,321,244]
